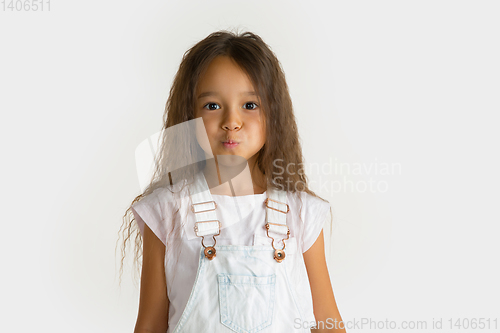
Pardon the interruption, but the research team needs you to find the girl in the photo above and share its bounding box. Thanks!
[118,30,346,333]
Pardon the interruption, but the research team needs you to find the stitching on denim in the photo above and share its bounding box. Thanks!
[172,247,206,333]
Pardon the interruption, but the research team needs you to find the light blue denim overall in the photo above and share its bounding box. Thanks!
[171,171,313,333]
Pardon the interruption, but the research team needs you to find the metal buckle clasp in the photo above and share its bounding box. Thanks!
[264,198,289,214]
[194,220,220,260]
[191,200,217,213]
[265,222,290,263]
[194,220,221,234]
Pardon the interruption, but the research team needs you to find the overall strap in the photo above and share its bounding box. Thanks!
[265,185,290,263]
[265,186,290,234]
[187,171,220,238]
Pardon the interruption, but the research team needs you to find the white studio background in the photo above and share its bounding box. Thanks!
[0,0,499,332]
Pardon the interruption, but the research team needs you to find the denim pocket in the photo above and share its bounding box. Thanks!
[218,273,276,333]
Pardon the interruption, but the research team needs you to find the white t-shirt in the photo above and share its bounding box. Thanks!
[132,184,331,330]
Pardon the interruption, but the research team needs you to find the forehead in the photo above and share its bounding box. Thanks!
[196,56,255,94]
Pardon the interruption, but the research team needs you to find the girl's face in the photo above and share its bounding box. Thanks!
[195,56,266,168]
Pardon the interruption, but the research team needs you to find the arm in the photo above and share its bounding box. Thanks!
[303,230,346,333]
[134,224,169,333]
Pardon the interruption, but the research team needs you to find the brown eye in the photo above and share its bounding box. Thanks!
[204,103,220,110]
[244,102,258,110]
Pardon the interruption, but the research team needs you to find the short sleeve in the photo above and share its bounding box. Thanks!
[131,189,167,246]
[301,196,331,253]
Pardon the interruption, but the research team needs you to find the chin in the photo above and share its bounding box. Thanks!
[215,154,248,167]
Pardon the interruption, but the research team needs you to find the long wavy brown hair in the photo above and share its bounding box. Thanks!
[116,29,332,287]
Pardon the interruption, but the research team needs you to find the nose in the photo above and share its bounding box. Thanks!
[221,107,242,131]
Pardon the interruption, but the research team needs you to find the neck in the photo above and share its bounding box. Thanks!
[202,155,266,196]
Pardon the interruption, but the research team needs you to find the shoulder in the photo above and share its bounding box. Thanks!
[287,191,331,253]
[301,191,330,209]
[131,183,186,228]
[132,188,163,214]
[131,183,190,246]
[287,191,331,222]
[133,180,189,209]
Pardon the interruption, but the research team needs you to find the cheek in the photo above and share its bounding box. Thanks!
[195,117,213,155]
[260,130,267,145]
[201,117,217,135]
[251,120,266,146]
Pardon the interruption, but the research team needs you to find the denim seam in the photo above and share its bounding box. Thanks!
[172,248,206,333]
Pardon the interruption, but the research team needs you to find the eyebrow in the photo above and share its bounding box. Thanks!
[197,91,257,99]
